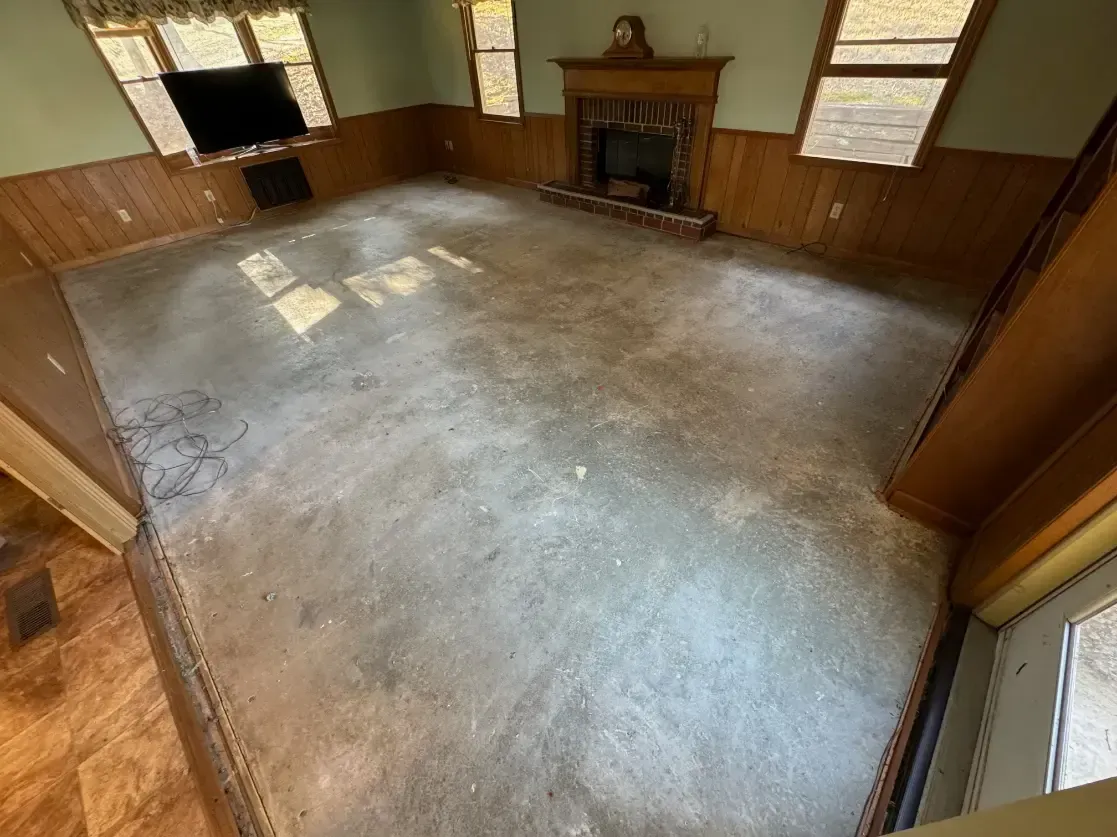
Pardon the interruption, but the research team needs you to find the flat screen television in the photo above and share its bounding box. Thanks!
[160,63,308,155]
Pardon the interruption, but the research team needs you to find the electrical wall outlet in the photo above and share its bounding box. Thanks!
[829,202,844,220]
[204,189,216,203]
[117,208,132,223]
[444,140,454,151]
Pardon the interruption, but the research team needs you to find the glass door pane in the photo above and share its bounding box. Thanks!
[1055,600,1117,790]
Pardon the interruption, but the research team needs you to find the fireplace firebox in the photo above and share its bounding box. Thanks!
[596,128,675,208]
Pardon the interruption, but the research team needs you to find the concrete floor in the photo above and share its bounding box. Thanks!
[62,175,974,837]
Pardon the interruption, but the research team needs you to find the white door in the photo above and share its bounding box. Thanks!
[967,551,1117,811]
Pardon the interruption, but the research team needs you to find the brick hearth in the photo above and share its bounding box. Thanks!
[537,181,717,241]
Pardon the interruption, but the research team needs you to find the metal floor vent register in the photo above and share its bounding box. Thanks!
[5,569,61,648]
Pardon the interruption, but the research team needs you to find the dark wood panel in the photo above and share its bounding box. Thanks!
[748,138,792,234]
[425,105,566,190]
[953,395,1117,608]
[888,174,1117,531]
[833,170,885,251]
[0,214,139,511]
[728,136,766,231]
[0,105,431,269]
[702,132,735,217]
[698,131,1071,289]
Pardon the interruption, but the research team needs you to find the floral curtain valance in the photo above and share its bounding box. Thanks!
[64,0,309,27]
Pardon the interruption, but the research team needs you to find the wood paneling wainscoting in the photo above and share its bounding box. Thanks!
[702,131,1071,288]
[0,105,429,270]
[1,102,1070,292]
[425,104,567,189]
[422,106,1070,290]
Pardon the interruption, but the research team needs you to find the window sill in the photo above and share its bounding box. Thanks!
[789,152,925,173]
[477,112,525,126]
[163,132,341,173]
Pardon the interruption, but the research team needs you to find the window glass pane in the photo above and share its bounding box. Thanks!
[832,42,955,64]
[471,0,515,50]
[803,76,945,165]
[838,0,976,41]
[476,52,520,117]
[158,18,247,70]
[95,35,161,80]
[123,80,191,154]
[1058,601,1117,791]
[285,65,330,127]
[250,12,312,64]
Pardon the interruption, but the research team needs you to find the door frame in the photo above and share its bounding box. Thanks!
[0,398,137,553]
[963,548,1117,813]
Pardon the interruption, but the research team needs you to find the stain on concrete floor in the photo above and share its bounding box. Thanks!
[62,175,975,837]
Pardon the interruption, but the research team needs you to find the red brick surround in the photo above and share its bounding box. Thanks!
[577,98,696,209]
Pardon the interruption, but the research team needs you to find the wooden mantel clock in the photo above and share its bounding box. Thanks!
[603,16,654,58]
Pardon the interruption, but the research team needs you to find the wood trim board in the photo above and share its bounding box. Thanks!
[126,524,259,837]
[0,398,137,553]
[954,395,1117,617]
[973,500,1117,627]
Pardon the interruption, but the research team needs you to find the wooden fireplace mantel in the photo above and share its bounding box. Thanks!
[548,57,733,103]
[548,55,734,211]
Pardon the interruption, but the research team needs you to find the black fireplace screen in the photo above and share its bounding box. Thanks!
[595,128,675,207]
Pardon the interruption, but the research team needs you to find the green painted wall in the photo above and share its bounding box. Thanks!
[419,0,1116,159]
[3,0,1113,179]
[936,0,1117,157]
[0,0,154,178]
[305,0,431,119]
[516,0,827,134]
[417,0,475,108]
[0,0,433,178]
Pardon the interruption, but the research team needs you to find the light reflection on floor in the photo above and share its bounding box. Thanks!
[237,213,483,336]
[271,284,340,335]
[237,250,298,298]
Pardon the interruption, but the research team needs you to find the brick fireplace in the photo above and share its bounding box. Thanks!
[579,98,695,209]
[542,56,732,240]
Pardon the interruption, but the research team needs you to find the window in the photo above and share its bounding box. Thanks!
[89,13,335,161]
[795,0,995,168]
[461,0,523,121]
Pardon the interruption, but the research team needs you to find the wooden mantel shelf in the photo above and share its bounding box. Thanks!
[548,57,734,71]
[548,55,734,106]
